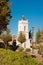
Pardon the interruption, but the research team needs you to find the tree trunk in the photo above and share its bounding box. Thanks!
[5,42,7,50]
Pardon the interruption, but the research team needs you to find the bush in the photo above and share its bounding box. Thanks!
[42,54,43,57]
[0,42,5,48]
[32,46,40,49]
[25,48,31,52]
[38,50,43,55]
[17,46,24,52]
[38,50,41,55]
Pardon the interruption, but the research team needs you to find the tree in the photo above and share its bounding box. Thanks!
[29,30,33,42]
[0,0,12,35]
[1,28,12,49]
[17,31,26,44]
[40,30,43,43]
[36,29,43,55]
[36,29,43,44]
[6,27,10,34]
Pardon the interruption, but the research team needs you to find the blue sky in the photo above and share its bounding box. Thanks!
[9,0,43,37]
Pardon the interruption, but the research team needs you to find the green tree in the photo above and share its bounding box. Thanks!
[40,30,43,43]
[1,28,12,49]
[36,29,43,44]
[36,29,43,55]
[0,0,12,35]
[17,31,26,44]
[6,27,10,34]
[29,30,33,41]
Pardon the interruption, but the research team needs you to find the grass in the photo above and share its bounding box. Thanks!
[0,48,43,65]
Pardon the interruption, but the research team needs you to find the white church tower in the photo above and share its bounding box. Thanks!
[17,16,30,49]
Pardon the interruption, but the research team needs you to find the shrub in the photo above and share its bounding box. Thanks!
[17,46,24,52]
[32,46,40,49]
[38,50,43,55]
[25,48,31,52]
[42,54,43,57]
[0,42,5,48]
[38,50,41,55]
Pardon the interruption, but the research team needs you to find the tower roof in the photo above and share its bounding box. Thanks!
[19,16,28,24]
[22,16,26,20]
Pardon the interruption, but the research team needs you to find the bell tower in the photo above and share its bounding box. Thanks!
[17,16,30,49]
[18,16,29,39]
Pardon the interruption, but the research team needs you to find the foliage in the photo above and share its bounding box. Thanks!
[0,0,12,35]
[1,31,12,44]
[32,46,40,49]
[0,42,5,48]
[36,29,43,55]
[1,28,12,49]
[17,46,24,52]
[17,31,26,44]
[42,54,43,57]
[36,29,43,44]
[0,48,43,65]
[6,27,10,34]
[25,48,31,52]
[29,30,33,39]
[38,46,43,55]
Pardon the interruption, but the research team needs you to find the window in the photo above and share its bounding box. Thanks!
[24,26,26,31]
